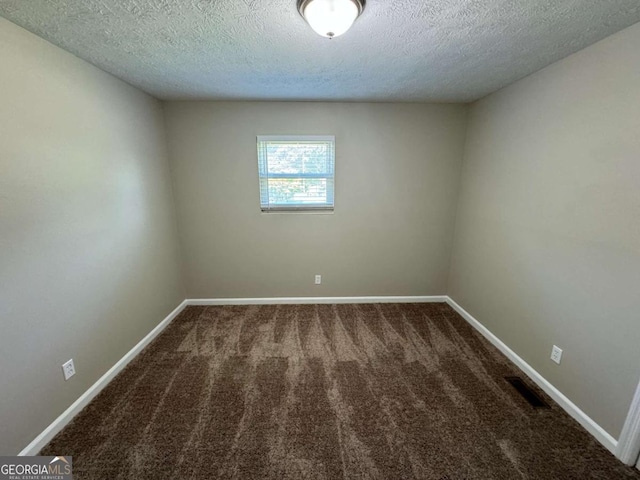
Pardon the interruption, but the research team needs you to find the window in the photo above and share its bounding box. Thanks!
[257,135,335,212]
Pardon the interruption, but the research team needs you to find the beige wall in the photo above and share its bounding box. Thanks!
[0,18,185,454]
[164,102,468,298]
[448,22,640,438]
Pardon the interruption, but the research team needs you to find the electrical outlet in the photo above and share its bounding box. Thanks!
[62,359,76,380]
[550,345,563,365]
[315,274,322,285]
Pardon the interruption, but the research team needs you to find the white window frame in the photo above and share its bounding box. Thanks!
[257,135,335,212]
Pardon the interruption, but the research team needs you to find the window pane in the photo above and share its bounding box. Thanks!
[267,178,329,205]
[266,143,333,175]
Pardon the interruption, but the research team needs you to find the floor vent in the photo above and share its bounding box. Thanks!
[505,376,550,408]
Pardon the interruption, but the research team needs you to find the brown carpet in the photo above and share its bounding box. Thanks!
[42,303,639,479]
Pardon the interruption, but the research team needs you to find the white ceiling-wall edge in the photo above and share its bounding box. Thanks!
[0,16,160,105]
[159,97,470,105]
[469,19,640,105]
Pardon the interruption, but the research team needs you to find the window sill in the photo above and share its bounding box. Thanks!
[260,208,334,215]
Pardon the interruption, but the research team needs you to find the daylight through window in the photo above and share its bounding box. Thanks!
[257,135,335,212]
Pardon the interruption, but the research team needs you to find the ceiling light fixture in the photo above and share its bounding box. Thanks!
[297,0,366,39]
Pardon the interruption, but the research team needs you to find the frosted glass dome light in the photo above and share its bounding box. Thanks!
[297,0,366,39]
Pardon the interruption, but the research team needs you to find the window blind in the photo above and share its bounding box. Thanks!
[257,135,335,212]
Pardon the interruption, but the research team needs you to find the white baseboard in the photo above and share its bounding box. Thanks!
[616,379,640,465]
[19,295,626,461]
[187,295,447,305]
[445,297,618,455]
[18,300,188,456]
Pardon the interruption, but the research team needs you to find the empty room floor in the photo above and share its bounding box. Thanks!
[41,304,639,479]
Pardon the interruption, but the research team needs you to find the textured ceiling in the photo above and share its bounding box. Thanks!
[1,1,639,102]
